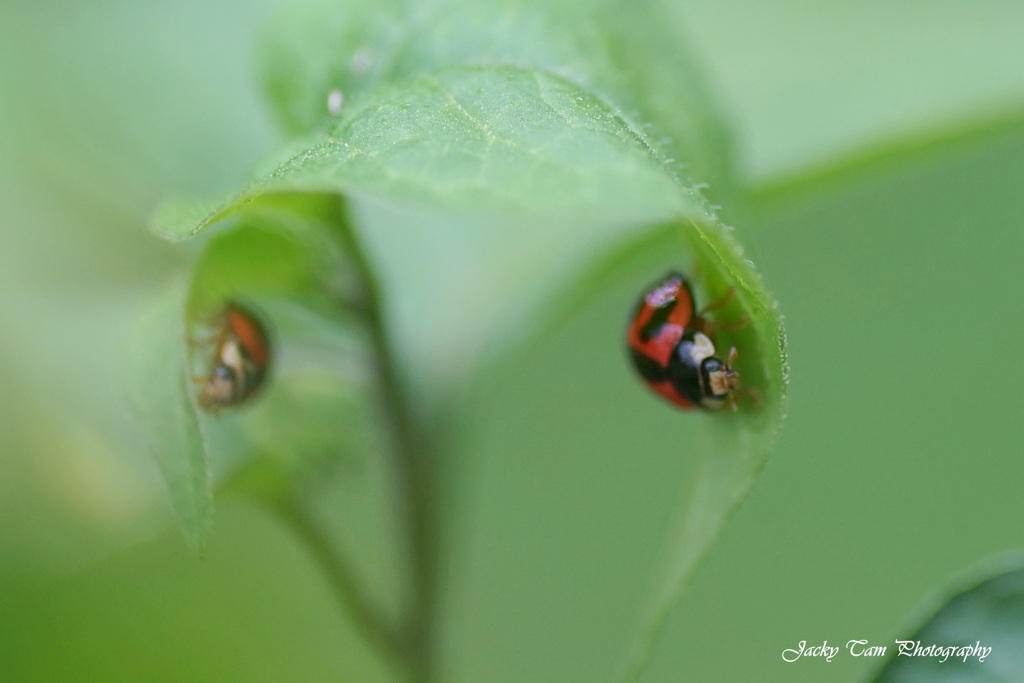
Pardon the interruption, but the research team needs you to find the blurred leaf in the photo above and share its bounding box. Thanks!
[131,212,375,547]
[206,371,375,503]
[869,556,1024,682]
[750,104,1024,216]
[126,287,211,552]
[199,301,374,495]
[679,0,1024,181]
[184,203,354,315]
[185,218,374,494]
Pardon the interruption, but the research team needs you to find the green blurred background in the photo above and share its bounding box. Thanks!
[1,0,1023,681]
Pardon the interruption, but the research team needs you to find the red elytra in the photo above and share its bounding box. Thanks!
[225,305,270,368]
[196,302,271,413]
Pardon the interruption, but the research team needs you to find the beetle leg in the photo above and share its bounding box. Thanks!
[694,289,750,334]
[699,287,736,315]
[717,317,751,332]
[732,387,763,410]
[187,330,226,348]
[699,314,750,335]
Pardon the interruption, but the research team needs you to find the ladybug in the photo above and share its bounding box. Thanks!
[194,302,271,413]
[627,271,741,410]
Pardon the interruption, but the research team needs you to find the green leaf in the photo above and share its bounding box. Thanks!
[607,221,787,682]
[154,65,712,242]
[443,224,787,680]
[131,210,374,546]
[197,298,374,492]
[259,0,733,194]
[869,556,1024,682]
[184,216,374,491]
[749,104,1024,217]
[184,202,354,313]
[150,0,737,241]
[520,216,786,683]
[126,287,212,552]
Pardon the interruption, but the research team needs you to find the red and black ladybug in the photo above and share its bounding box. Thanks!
[627,271,741,410]
[195,302,271,413]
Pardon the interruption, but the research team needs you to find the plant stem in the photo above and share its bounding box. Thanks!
[333,197,439,682]
[275,495,406,667]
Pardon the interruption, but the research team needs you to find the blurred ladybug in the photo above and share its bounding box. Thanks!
[195,302,271,413]
[626,271,742,410]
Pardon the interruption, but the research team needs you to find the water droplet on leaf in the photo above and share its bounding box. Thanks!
[327,89,344,116]
[350,48,374,75]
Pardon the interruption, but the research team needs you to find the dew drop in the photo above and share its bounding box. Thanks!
[350,48,374,75]
[327,89,344,116]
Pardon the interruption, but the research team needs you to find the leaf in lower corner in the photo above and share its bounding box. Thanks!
[127,288,212,552]
[868,556,1024,682]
